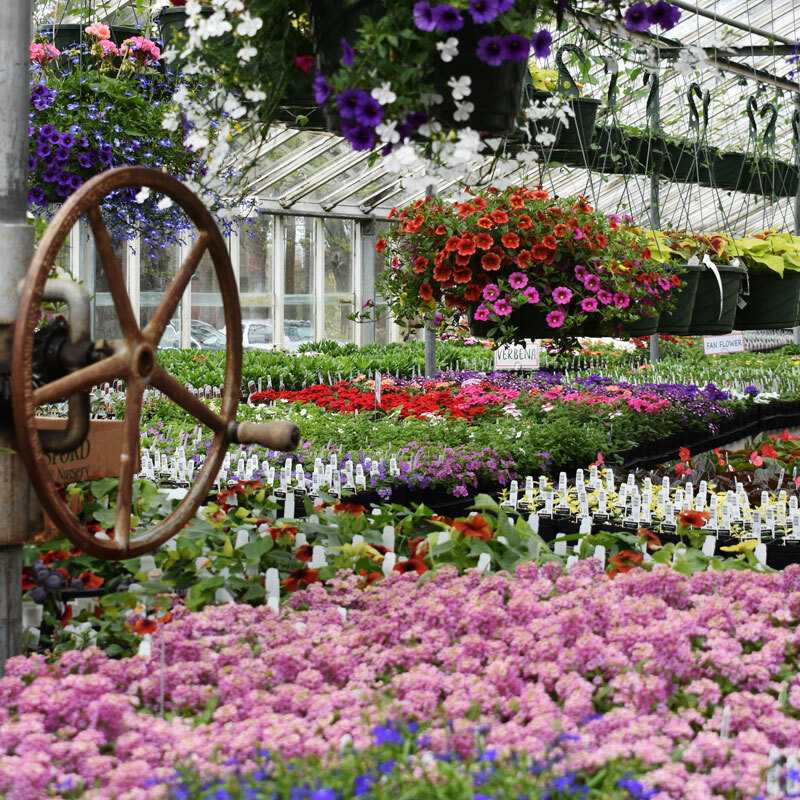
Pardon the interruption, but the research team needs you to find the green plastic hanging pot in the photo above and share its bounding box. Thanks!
[155,7,216,69]
[527,92,600,152]
[704,149,753,192]
[38,23,142,52]
[734,270,800,330]
[657,263,702,335]
[619,313,659,338]
[689,261,747,334]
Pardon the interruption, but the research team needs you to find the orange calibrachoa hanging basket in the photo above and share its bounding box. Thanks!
[375,186,682,343]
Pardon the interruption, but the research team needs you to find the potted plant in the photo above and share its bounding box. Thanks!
[27,22,216,248]
[732,231,800,330]
[375,186,681,345]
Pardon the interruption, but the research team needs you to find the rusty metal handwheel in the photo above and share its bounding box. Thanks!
[12,167,299,560]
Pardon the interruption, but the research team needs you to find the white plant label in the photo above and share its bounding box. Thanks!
[702,333,745,356]
[493,339,540,371]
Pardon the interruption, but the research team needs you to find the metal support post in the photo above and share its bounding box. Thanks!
[0,2,35,675]
[359,218,376,346]
[423,183,436,378]
[793,98,800,347]
[647,71,661,364]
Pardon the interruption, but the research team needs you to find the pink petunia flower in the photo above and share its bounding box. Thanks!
[546,310,565,328]
[581,297,598,312]
[597,289,613,305]
[552,286,572,305]
[613,292,630,308]
[523,286,540,304]
[508,271,528,290]
[472,304,491,321]
[493,298,513,317]
[482,284,500,302]
[583,274,601,292]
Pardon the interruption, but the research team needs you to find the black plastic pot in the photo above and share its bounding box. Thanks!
[658,263,702,335]
[310,3,525,136]
[469,306,612,341]
[619,312,659,338]
[734,270,800,330]
[689,261,746,335]
[660,141,711,184]
[527,93,601,151]
[704,149,753,192]
[38,23,142,51]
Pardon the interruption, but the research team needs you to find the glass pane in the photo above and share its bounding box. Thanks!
[375,307,391,345]
[140,244,182,349]
[92,236,127,340]
[239,216,274,345]
[191,246,227,351]
[323,218,353,342]
[284,216,315,347]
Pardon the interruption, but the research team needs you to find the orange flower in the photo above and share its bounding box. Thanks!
[517,215,532,230]
[334,502,367,516]
[445,236,460,252]
[269,524,298,542]
[79,571,104,590]
[678,509,711,528]
[595,233,608,248]
[358,569,382,587]
[158,611,173,624]
[455,253,472,266]
[481,253,501,271]
[532,189,549,200]
[532,244,550,262]
[433,264,452,282]
[414,256,429,271]
[477,216,494,229]
[282,567,320,592]
[509,194,525,209]
[434,224,447,235]
[475,232,493,250]
[516,249,531,268]
[491,210,509,224]
[431,515,455,526]
[501,232,520,249]
[418,283,433,300]
[541,235,557,250]
[464,284,481,302]
[393,537,428,575]
[637,528,662,550]
[60,604,73,627]
[553,224,568,237]
[608,550,643,578]
[375,238,387,253]
[134,618,158,635]
[458,237,477,256]
[453,267,473,284]
[452,513,493,541]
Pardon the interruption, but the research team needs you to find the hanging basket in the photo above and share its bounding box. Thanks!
[588,127,635,174]
[468,306,611,341]
[688,261,747,335]
[619,313,659,338]
[38,23,142,52]
[310,2,525,136]
[527,93,601,152]
[660,141,711,184]
[657,263,702,335]
[734,271,800,330]
[704,149,753,192]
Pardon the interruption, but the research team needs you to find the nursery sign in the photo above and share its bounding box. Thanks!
[702,333,745,356]
[493,340,540,370]
[35,419,130,483]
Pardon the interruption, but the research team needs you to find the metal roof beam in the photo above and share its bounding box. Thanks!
[248,136,341,195]
[278,149,373,207]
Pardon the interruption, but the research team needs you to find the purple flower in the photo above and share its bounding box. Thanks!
[59,133,75,148]
[433,5,464,32]
[405,111,429,129]
[546,309,565,328]
[77,152,92,168]
[54,148,70,162]
[500,34,530,61]
[476,36,504,66]
[646,0,681,30]
[613,292,631,308]
[312,71,331,105]
[39,124,55,138]
[531,29,552,59]
[496,0,514,9]
[483,283,500,301]
[341,38,354,67]
[28,187,46,206]
[597,289,613,305]
[552,286,573,305]
[624,2,651,32]
[412,1,437,31]
[508,271,528,289]
[342,123,376,151]
[337,88,365,119]
[493,298,513,316]
[354,93,384,127]
[468,0,500,24]
[583,274,601,292]
[68,174,83,190]
[36,142,51,159]
[28,156,36,171]
[523,286,540,304]
[581,297,598,312]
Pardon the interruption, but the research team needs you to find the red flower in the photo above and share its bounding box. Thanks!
[419,283,434,300]
[334,502,367,516]
[761,443,778,459]
[458,238,477,256]
[553,223,568,237]
[433,264,452,282]
[517,215,532,230]
[358,569,382,587]
[22,568,36,592]
[501,232,520,249]
[481,253,501,271]
[532,189,549,200]
[41,549,68,565]
[608,550,643,578]
[134,618,157,635]
[445,236,460,252]
[637,528,662,550]
[542,235,557,250]
[477,216,494,229]
[282,567,320,592]
[295,545,313,563]
[60,604,73,627]
[453,267,473,284]
[509,194,525,209]
[678,510,710,528]
[464,284,482,301]
[475,232,493,250]
[79,571,104,590]
[678,446,690,462]
[595,233,608,248]
[393,537,428,575]
[269,524,298,542]
[516,249,531,268]
[457,203,476,217]
[532,244,550,262]
[414,256,429,271]
[295,54,315,73]
[452,514,493,541]
[490,210,508,224]
[455,253,472,266]
[435,224,447,235]
[375,238,387,253]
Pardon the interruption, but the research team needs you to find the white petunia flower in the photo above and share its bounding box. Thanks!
[185,130,210,151]
[157,196,174,211]
[376,120,400,144]
[161,111,180,132]
[452,101,474,122]
[237,45,257,62]
[446,75,471,100]
[134,187,150,204]
[436,37,459,62]
[371,82,396,106]
[236,13,263,38]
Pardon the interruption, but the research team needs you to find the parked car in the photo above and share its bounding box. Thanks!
[222,319,315,351]
[158,320,227,351]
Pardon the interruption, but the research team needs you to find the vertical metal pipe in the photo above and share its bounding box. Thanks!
[359,218,376,346]
[648,71,661,365]
[793,98,800,346]
[0,1,34,676]
[423,183,436,378]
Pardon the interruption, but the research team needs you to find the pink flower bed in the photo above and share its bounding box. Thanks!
[3,563,800,799]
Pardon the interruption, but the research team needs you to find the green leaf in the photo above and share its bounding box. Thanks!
[90,478,118,500]
[241,536,274,561]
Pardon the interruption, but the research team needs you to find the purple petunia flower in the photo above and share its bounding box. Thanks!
[312,71,331,105]
[354,93,384,127]
[597,289,613,305]
[476,36,504,66]
[646,0,681,30]
[28,156,36,171]
[341,38,354,67]
[36,142,51,159]
[59,133,75,148]
[624,2,651,32]
[342,123,376,151]
[77,153,92,169]
[546,309,565,328]
[28,187,46,206]
[581,297,598,312]
[501,34,530,61]
[531,29,552,59]
[468,0,500,24]
[433,5,464,32]
[337,88,365,119]
[552,286,573,305]
[412,1,437,31]
[496,0,515,9]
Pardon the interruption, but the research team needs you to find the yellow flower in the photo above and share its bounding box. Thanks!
[720,540,759,553]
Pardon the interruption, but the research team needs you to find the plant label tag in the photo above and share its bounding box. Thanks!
[788,514,800,541]
[702,333,745,356]
[553,538,568,556]
[283,492,295,519]
[664,502,675,525]
[493,339,540,370]
[592,513,609,523]
[661,523,677,534]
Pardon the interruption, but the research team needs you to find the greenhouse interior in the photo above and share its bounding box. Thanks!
[6,0,800,797]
